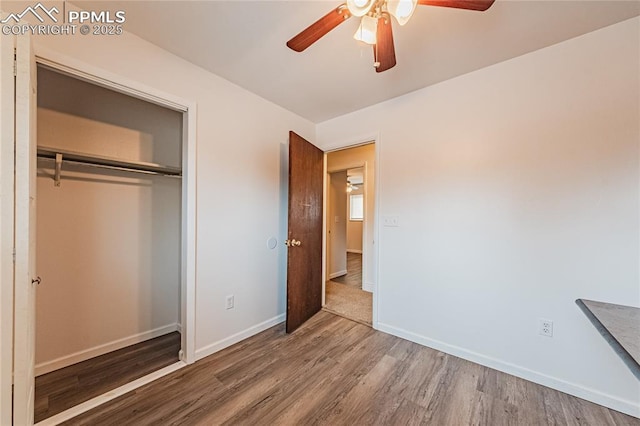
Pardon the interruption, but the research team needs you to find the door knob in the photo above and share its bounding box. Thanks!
[32,276,42,285]
[291,239,301,246]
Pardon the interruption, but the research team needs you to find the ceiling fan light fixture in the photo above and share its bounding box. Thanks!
[346,0,375,17]
[387,0,418,25]
[353,15,377,45]
[287,0,495,72]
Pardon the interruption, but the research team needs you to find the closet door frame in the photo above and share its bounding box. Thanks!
[30,44,198,367]
[0,32,16,426]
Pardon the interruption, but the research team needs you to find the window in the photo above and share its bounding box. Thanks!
[349,194,363,221]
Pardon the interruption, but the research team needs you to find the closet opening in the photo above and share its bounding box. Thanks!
[33,65,185,422]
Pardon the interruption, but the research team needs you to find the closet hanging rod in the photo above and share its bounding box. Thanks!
[37,146,182,177]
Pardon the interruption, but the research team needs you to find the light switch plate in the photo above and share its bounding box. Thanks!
[225,295,234,310]
[383,216,399,227]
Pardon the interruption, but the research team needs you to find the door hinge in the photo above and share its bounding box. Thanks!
[13,50,17,77]
[12,247,16,262]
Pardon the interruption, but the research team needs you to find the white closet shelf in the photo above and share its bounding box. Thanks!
[37,146,182,179]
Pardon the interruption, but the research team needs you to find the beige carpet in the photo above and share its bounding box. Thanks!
[324,280,372,326]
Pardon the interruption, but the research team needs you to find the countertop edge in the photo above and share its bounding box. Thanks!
[575,299,640,381]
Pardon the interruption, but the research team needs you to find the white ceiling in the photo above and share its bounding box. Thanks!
[75,1,639,123]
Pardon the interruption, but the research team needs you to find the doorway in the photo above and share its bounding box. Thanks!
[323,143,375,325]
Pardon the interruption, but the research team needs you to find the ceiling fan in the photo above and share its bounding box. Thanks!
[287,0,495,73]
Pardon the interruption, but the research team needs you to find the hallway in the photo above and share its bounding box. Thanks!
[325,253,372,325]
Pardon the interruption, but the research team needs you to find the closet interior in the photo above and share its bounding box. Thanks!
[34,66,184,422]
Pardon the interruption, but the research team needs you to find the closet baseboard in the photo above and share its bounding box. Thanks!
[329,270,348,279]
[35,323,181,377]
[346,249,363,254]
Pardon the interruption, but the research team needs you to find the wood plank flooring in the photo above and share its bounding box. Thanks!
[35,332,180,423]
[331,252,362,289]
[62,313,638,425]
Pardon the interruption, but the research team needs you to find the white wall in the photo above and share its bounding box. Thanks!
[35,68,182,373]
[32,26,314,361]
[37,69,182,167]
[317,18,640,416]
[326,144,376,290]
[328,171,347,278]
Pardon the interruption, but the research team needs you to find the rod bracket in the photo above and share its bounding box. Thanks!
[54,153,62,187]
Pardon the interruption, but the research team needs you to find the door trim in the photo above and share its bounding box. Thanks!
[14,33,37,425]
[0,32,16,426]
[322,133,381,329]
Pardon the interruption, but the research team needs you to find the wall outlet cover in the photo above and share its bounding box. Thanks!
[539,319,553,337]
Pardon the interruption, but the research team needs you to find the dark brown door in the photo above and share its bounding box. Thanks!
[286,131,324,333]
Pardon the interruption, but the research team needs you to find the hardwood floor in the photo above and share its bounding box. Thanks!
[62,313,638,426]
[331,252,362,289]
[35,332,180,423]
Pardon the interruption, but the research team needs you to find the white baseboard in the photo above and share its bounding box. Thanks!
[329,270,347,279]
[362,282,374,293]
[35,323,180,377]
[346,249,363,254]
[377,323,640,419]
[195,314,285,361]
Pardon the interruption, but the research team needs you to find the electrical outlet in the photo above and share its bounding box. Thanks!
[539,319,553,337]
[225,295,234,310]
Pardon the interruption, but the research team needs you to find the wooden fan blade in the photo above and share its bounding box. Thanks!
[287,5,351,52]
[417,0,495,11]
[374,13,396,73]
